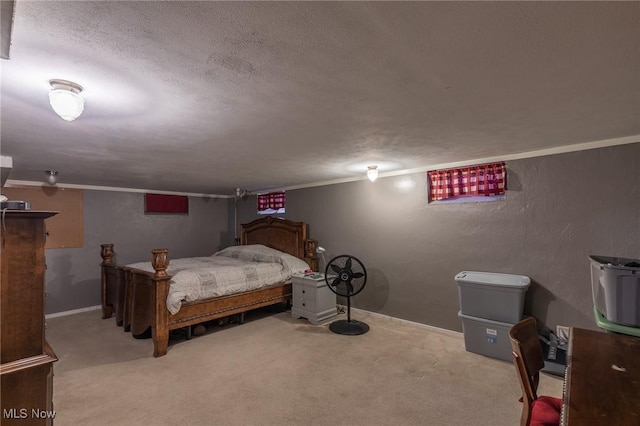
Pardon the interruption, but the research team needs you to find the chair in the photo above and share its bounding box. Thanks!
[509,317,563,426]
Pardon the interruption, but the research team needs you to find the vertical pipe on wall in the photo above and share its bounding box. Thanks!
[234,193,240,245]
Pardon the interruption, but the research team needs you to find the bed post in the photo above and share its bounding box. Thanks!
[151,249,171,357]
[100,244,115,319]
[122,268,133,332]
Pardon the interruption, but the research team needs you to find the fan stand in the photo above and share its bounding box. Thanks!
[329,294,369,335]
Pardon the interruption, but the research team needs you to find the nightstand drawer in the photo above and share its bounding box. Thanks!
[291,273,337,325]
[293,288,316,310]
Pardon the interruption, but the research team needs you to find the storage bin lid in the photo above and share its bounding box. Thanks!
[589,255,640,270]
[457,311,518,326]
[455,271,530,289]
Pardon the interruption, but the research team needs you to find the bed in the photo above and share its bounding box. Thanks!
[100,216,317,357]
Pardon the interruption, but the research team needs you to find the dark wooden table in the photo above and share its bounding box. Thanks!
[562,327,640,425]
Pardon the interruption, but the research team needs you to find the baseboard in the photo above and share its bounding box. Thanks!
[45,305,102,319]
[45,304,464,339]
[345,306,464,339]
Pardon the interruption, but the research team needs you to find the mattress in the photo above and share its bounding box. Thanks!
[127,244,310,314]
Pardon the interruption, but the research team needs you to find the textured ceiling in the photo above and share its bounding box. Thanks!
[1,1,639,196]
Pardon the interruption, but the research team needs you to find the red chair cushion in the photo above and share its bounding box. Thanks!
[530,396,563,426]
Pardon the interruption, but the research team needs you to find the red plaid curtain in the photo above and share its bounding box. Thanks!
[428,162,506,201]
[257,191,286,211]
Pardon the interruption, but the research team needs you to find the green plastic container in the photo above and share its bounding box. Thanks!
[594,306,640,338]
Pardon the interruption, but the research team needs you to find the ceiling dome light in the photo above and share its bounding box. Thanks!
[49,79,84,121]
[367,165,378,182]
[45,170,58,185]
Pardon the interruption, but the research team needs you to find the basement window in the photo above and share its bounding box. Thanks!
[427,162,506,204]
[257,191,286,215]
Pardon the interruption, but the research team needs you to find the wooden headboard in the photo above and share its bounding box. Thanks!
[241,216,316,268]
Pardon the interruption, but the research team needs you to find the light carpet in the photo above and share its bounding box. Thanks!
[46,308,562,426]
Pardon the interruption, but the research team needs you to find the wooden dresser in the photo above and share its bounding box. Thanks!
[1,210,58,425]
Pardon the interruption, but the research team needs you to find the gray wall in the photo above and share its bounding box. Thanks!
[237,143,640,333]
[46,143,639,335]
[45,191,229,314]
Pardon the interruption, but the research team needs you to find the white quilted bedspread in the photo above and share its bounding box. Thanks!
[127,245,309,314]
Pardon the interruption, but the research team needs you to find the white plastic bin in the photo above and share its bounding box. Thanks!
[454,271,530,323]
[458,312,514,362]
[590,255,640,327]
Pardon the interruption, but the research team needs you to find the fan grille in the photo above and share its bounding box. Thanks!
[325,255,367,297]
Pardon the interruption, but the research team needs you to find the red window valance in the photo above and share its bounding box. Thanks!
[257,191,286,212]
[144,193,189,214]
[428,162,506,201]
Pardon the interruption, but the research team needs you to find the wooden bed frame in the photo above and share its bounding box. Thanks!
[100,216,317,357]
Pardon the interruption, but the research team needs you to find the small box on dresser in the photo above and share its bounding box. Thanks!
[291,273,337,325]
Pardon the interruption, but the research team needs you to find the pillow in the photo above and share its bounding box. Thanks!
[214,244,310,274]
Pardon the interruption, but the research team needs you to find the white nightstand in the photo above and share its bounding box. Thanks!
[291,273,337,325]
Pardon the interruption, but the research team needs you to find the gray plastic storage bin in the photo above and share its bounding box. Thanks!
[454,271,530,323]
[590,255,640,327]
[458,312,514,362]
